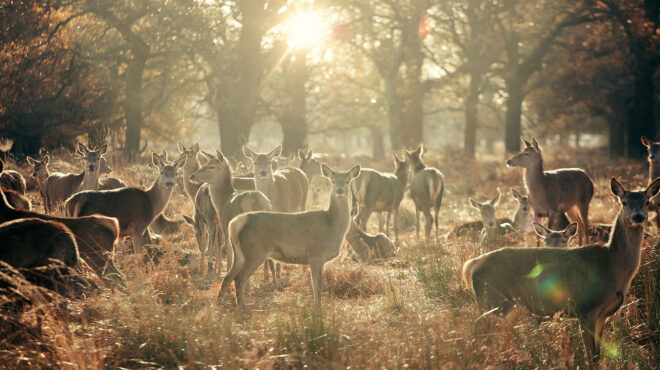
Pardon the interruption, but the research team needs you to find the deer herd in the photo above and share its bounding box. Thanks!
[1,136,659,363]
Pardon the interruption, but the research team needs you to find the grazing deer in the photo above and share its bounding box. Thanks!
[405,145,445,240]
[0,218,79,269]
[183,184,219,273]
[532,221,578,247]
[345,205,395,263]
[218,164,360,312]
[189,151,272,276]
[178,142,202,199]
[462,177,660,363]
[350,152,408,242]
[34,144,108,211]
[511,189,531,231]
[1,189,31,210]
[506,137,593,244]
[0,190,122,287]
[469,192,517,250]
[0,158,26,194]
[65,152,185,254]
[641,136,660,226]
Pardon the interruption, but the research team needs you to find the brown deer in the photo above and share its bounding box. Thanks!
[218,164,360,312]
[532,221,577,247]
[641,136,660,226]
[97,156,127,190]
[506,137,593,244]
[345,205,396,263]
[65,152,185,253]
[177,142,201,199]
[462,177,660,363]
[0,158,26,194]
[1,189,31,210]
[189,151,272,275]
[183,184,219,273]
[405,145,445,240]
[350,152,408,242]
[0,190,122,287]
[298,149,322,181]
[511,189,531,231]
[469,191,518,250]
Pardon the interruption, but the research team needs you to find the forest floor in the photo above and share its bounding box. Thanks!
[1,145,658,369]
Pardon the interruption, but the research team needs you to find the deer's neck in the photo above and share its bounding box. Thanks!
[209,172,236,211]
[524,162,546,199]
[514,207,528,229]
[396,168,408,189]
[81,169,100,191]
[184,158,200,180]
[412,161,426,174]
[254,174,275,196]
[608,214,644,292]
[72,170,85,190]
[146,177,173,219]
[649,160,660,181]
[327,194,351,236]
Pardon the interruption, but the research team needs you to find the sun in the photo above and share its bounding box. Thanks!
[284,10,328,50]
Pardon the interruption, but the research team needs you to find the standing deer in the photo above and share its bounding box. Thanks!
[405,145,445,240]
[65,152,185,253]
[177,142,201,199]
[298,149,322,181]
[350,152,408,242]
[0,189,122,287]
[511,189,531,231]
[469,191,517,250]
[189,151,272,276]
[218,164,360,312]
[506,137,593,244]
[462,177,660,363]
[532,221,578,248]
[345,205,395,263]
[0,158,26,194]
[641,136,660,226]
[183,184,219,273]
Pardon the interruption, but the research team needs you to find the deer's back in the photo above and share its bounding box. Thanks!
[76,188,153,234]
[270,167,309,212]
[99,176,126,190]
[529,169,593,214]
[0,218,78,268]
[223,191,271,230]
[46,172,82,203]
[353,169,403,211]
[0,170,26,194]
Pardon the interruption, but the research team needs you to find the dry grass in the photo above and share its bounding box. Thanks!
[1,145,658,368]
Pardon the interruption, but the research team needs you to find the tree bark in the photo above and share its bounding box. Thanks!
[464,73,481,159]
[384,75,402,150]
[504,78,524,153]
[124,53,146,156]
[609,120,625,158]
[369,126,385,160]
[625,64,655,158]
[280,52,308,154]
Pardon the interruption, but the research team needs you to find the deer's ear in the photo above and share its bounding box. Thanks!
[348,165,361,179]
[646,177,660,199]
[27,157,36,165]
[491,191,500,207]
[611,177,626,198]
[521,137,532,148]
[215,150,225,162]
[98,144,108,155]
[564,223,578,237]
[43,155,50,164]
[77,142,88,155]
[192,143,199,153]
[242,145,256,160]
[268,145,282,160]
[532,222,551,237]
[298,149,306,160]
[177,142,185,153]
[531,137,540,151]
[641,136,654,148]
[469,199,481,209]
[321,164,334,178]
[152,152,164,169]
[174,155,187,171]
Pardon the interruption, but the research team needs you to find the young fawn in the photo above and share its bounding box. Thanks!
[469,191,517,250]
[506,137,593,244]
[219,164,360,312]
[0,189,122,287]
[462,177,660,363]
[345,205,396,263]
[189,151,272,275]
[65,152,185,253]
[405,145,445,240]
[532,221,578,247]
[350,152,408,242]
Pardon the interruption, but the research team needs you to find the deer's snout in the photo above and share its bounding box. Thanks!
[632,214,645,224]
[32,172,37,178]
[487,221,496,228]
[259,170,268,177]
[336,188,344,195]
[189,174,197,182]
[505,159,514,167]
[165,181,175,189]
[88,165,96,173]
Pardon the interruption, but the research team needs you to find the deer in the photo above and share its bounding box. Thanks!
[97,156,127,190]
[1,189,31,210]
[506,137,593,245]
[345,205,395,263]
[462,177,660,364]
[298,149,322,181]
[641,136,660,226]
[469,191,518,250]
[189,150,272,277]
[532,221,578,248]
[405,144,445,240]
[64,152,185,254]
[0,158,26,194]
[177,142,202,199]
[183,184,219,273]
[0,189,122,287]
[218,164,360,312]
[350,152,408,243]
[30,144,108,212]
[511,189,531,231]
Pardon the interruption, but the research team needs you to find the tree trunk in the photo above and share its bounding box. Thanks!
[384,75,402,150]
[124,53,146,156]
[281,113,307,155]
[504,79,524,153]
[609,120,625,158]
[464,73,481,159]
[625,64,655,158]
[281,52,308,154]
[369,126,385,160]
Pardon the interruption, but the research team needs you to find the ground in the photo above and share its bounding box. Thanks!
[0,145,658,368]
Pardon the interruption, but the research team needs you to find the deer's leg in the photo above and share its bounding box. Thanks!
[233,257,263,312]
[197,221,208,274]
[361,205,373,231]
[392,207,399,243]
[415,204,421,239]
[579,315,598,364]
[132,228,145,254]
[578,202,590,245]
[378,212,384,233]
[423,208,433,240]
[385,211,392,238]
[434,206,440,241]
[217,244,244,303]
[310,259,325,312]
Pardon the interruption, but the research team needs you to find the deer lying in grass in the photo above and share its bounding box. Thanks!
[219,164,360,312]
[506,137,593,244]
[183,184,219,273]
[97,156,127,190]
[462,177,660,363]
[532,221,577,247]
[0,158,26,194]
[0,218,79,269]
[406,145,445,240]
[469,191,518,250]
[641,136,660,226]
[189,151,272,275]
[351,153,408,242]
[178,142,201,199]
[346,205,395,263]
[65,152,185,254]
[511,189,531,231]
[0,190,122,287]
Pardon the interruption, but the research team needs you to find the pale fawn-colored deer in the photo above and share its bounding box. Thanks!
[0,189,122,287]
[506,137,593,244]
[462,177,660,363]
[189,151,272,276]
[406,145,445,240]
[469,191,517,250]
[65,152,185,254]
[345,205,396,263]
[219,164,360,312]
[350,152,408,242]
[532,221,577,248]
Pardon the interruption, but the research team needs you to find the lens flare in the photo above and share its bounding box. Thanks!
[527,263,568,305]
